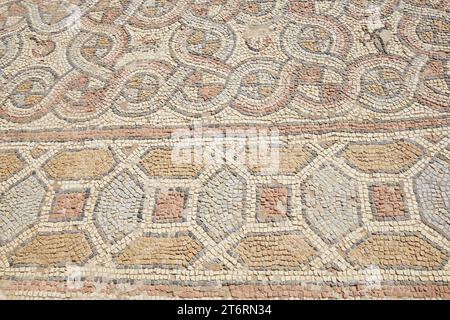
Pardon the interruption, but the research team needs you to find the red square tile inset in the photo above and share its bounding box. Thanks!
[370,184,406,219]
[154,188,187,222]
[50,190,88,221]
[257,186,290,221]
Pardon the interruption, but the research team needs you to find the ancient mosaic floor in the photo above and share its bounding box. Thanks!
[0,0,449,300]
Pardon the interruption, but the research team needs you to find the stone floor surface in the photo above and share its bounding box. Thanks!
[0,0,449,299]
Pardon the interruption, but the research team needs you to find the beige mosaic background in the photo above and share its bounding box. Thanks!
[0,0,449,299]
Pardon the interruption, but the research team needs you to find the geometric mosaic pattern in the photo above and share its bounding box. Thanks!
[0,0,449,299]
